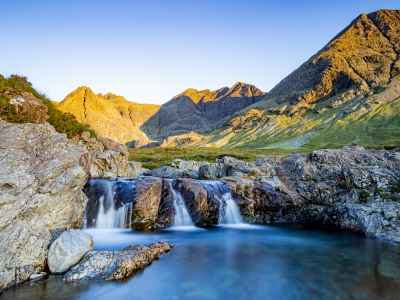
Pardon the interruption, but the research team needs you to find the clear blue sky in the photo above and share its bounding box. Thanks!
[1,0,399,104]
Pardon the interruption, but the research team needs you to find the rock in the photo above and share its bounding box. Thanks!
[29,272,47,282]
[198,163,226,179]
[130,177,163,231]
[0,121,88,290]
[7,92,49,123]
[128,161,147,177]
[174,179,220,227]
[48,230,93,274]
[64,242,172,282]
[78,134,134,178]
[231,147,400,243]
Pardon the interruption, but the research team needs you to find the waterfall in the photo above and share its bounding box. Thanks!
[84,179,135,229]
[219,193,243,224]
[168,181,194,227]
[200,181,243,225]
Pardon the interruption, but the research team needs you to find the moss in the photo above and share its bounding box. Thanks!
[358,190,371,202]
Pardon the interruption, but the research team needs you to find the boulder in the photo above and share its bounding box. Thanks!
[198,163,226,179]
[48,230,93,274]
[78,133,134,178]
[130,177,163,231]
[174,179,220,227]
[0,121,88,290]
[64,242,172,282]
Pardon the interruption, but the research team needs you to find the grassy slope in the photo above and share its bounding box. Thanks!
[129,147,303,169]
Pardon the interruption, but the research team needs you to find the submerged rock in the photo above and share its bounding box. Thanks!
[64,242,172,282]
[48,230,93,274]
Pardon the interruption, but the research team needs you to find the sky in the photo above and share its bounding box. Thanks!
[1,0,399,104]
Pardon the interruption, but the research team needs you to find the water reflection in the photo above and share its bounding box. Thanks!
[5,226,400,300]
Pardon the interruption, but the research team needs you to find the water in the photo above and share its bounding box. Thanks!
[6,226,400,300]
[83,179,136,229]
[199,180,243,225]
[84,179,243,229]
[169,181,194,227]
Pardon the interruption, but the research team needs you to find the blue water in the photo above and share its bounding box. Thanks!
[5,225,400,300]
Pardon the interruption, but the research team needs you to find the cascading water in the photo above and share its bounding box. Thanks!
[200,181,244,225]
[84,179,135,229]
[168,181,194,227]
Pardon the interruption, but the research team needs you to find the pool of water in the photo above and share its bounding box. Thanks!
[5,225,400,300]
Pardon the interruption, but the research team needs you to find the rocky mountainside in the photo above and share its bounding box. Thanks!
[180,9,400,149]
[57,87,160,146]
[141,82,265,141]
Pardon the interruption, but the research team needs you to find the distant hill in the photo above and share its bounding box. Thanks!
[141,82,265,140]
[184,9,400,150]
[57,87,160,145]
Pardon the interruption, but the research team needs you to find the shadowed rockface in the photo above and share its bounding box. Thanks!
[141,82,265,141]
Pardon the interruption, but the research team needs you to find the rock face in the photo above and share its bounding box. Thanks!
[78,132,135,178]
[227,147,400,243]
[142,82,265,141]
[174,179,221,227]
[130,177,163,231]
[58,86,160,145]
[48,230,93,274]
[63,242,172,282]
[0,121,88,290]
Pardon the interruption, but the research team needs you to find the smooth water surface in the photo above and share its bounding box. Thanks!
[5,226,400,300]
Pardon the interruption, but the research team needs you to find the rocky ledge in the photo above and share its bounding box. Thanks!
[64,242,172,282]
[149,146,400,244]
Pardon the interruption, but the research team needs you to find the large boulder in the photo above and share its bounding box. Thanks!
[64,242,172,281]
[48,230,93,274]
[78,132,134,178]
[0,121,88,290]
[174,179,220,227]
[130,177,163,231]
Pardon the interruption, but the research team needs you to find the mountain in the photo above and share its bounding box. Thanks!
[57,87,160,145]
[188,9,400,149]
[141,82,265,140]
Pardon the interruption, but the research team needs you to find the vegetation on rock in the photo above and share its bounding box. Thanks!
[0,74,94,138]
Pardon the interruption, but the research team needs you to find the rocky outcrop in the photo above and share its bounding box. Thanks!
[48,231,93,274]
[174,179,221,227]
[78,132,136,178]
[4,92,49,123]
[0,121,88,290]
[64,242,172,282]
[227,147,400,243]
[58,87,160,145]
[142,82,265,141]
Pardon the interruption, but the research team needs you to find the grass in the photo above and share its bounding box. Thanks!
[129,147,303,169]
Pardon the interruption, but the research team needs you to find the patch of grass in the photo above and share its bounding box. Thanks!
[129,147,298,169]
